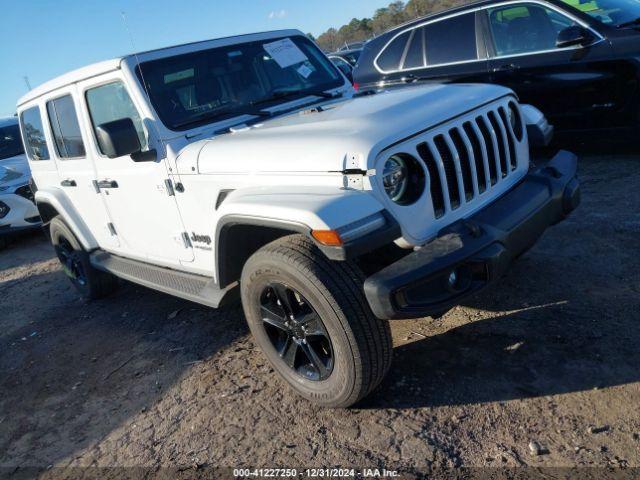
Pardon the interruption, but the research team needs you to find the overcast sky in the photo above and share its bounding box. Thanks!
[1,0,389,116]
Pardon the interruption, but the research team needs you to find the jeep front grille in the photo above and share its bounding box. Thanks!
[416,106,519,219]
[375,97,529,244]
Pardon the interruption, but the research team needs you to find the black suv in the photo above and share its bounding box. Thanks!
[353,0,640,142]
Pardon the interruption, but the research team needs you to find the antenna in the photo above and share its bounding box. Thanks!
[120,11,153,105]
[23,76,32,91]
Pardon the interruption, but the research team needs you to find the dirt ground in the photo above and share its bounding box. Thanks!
[1,155,639,478]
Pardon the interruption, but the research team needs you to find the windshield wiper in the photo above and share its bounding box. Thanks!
[251,89,342,108]
[174,107,272,129]
[617,17,640,28]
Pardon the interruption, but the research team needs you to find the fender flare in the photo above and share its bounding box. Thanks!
[213,187,387,287]
[35,189,99,251]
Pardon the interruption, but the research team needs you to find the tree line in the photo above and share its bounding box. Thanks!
[311,0,471,52]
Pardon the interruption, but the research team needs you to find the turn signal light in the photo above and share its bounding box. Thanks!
[311,229,343,246]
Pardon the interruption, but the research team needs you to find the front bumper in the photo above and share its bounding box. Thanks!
[0,192,41,236]
[364,150,580,320]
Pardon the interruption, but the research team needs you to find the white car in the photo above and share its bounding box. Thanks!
[0,117,41,249]
[17,30,579,407]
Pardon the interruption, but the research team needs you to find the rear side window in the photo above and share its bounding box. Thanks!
[376,30,411,72]
[424,13,478,65]
[403,29,426,69]
[376,13,478,72]
[47,95,86,159]
[85,82,148,155]
[20,107,50,161]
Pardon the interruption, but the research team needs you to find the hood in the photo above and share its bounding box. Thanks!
[0,164,29,192]
[191,83,513,175]
[0,154,30,177]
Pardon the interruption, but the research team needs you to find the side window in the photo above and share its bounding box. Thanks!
[488,4,578,56]
[402,29,426,70]
[85,81,148,156]
[20,107,50,161]
[47,95,86,159]
[376,30,411,72]
[424,13,478,66]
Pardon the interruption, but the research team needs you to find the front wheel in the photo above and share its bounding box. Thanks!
[50,216,118,300]
[241,235,392,408]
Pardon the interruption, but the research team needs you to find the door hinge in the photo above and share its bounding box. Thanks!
[181,232,192,248]
[164,179,175,196]
[107,223,117,236]
[92,180,100,193]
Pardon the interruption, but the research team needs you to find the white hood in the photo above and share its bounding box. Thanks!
[192,83,514,175]
[0,154,30,178]
[0,162,29,191]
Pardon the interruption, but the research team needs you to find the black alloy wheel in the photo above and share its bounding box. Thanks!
[259,282,334,381]
[55,236,87,286]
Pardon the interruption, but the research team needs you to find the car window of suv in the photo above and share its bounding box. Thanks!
[46,95,86,159]
[20,107,50,161]
[488,4,577,56]
[0,123,24,161]
[424,13,478,66]
[85,82,148,155]
[377,12,478,73]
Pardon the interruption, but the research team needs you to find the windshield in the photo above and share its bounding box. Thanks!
[0,124,25,161]
[561,0,640,26]
[137,36,344,131]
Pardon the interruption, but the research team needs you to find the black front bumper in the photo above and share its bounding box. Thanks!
[364,150,580,320]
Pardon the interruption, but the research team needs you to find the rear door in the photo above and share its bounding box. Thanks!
[77,72,194,265]
[373,12,491,86]
[484,2,621,131]
[42,89,118,248]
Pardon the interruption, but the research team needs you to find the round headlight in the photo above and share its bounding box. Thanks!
[382,155,408,202]
[381,153,425,205]
[507,101,524,141]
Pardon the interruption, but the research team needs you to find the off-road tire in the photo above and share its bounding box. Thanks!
[0,236,8,250]
[241,234,393,407]
[50,216,118,300]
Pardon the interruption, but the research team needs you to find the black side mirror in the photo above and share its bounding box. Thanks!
[336,62,354,83]
[96,118,145,160]
[556,25,594,49]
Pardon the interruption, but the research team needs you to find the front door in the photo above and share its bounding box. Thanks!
[77,73,193,265]
[484,2,621,132]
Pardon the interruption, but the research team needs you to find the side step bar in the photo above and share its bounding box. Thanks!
[90,250,237,308]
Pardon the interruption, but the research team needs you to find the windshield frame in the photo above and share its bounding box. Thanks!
[134,34,347,132]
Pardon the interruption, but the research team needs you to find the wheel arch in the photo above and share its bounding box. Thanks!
[215,216,309,289]
[34,189,99,251]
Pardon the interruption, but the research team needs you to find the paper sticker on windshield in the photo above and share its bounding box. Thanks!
[297,64,313,79]
[263,38,308,68]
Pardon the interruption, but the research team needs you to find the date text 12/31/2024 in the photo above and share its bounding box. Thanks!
[233,468,400,478]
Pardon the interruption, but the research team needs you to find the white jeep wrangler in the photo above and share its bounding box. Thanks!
[17,30,579,407]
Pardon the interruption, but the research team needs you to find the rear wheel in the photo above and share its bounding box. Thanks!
[50,216,118,300]
[241,235,392,407]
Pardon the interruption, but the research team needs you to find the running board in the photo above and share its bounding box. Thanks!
[90,250,237,308]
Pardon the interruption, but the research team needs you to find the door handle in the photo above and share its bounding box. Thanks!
[97,180,119,189]
[60,179,77,187]
[492,63,519,73]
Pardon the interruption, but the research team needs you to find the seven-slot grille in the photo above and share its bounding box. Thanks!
[414,104,519,219]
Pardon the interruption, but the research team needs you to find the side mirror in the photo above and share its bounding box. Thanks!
[336,62,354,83]
[556,25,594,49]
[96,118,144,160]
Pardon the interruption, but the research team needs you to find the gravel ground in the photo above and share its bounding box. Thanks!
[0,155,639,478]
